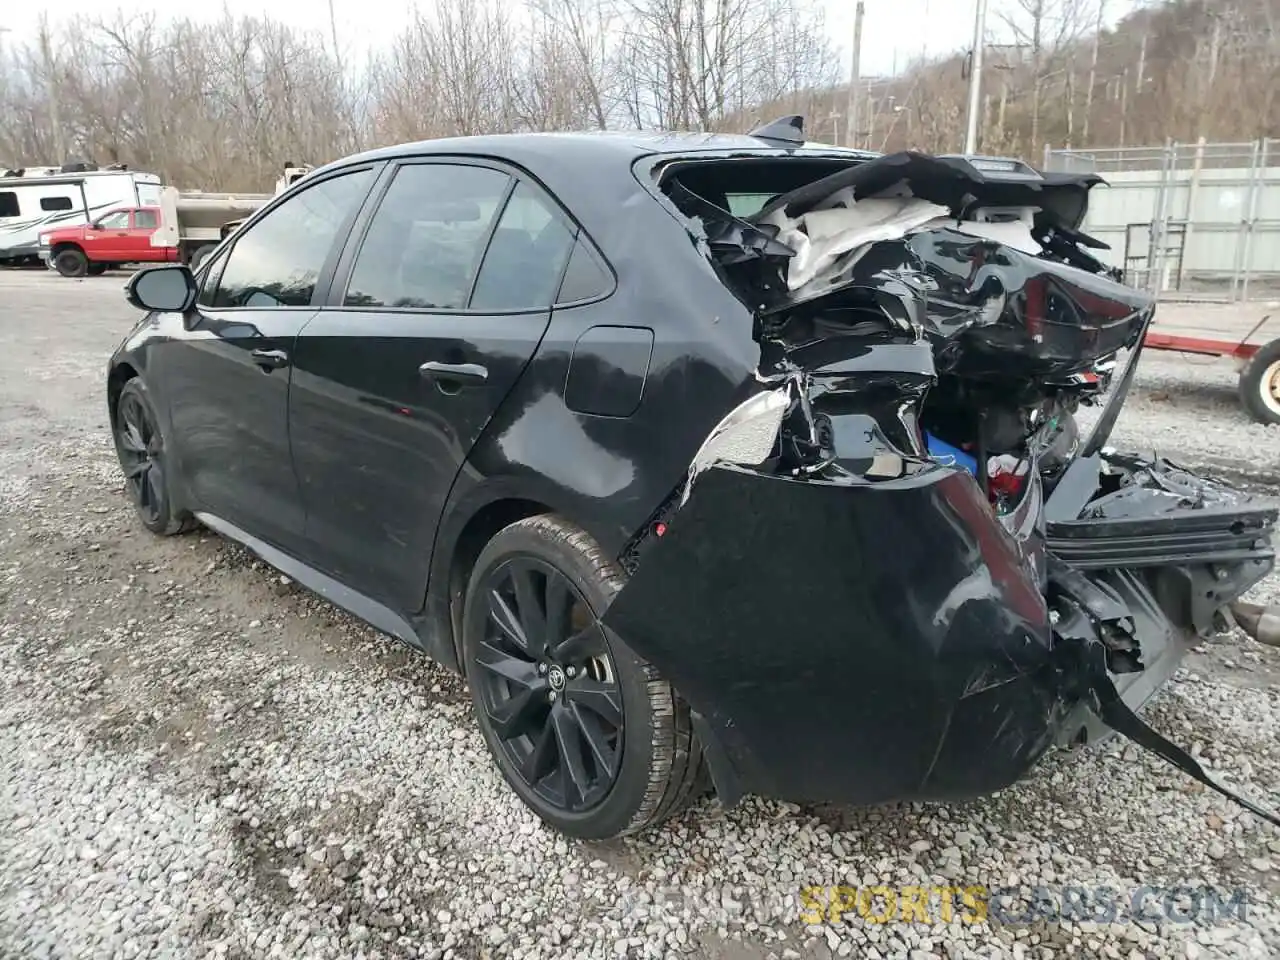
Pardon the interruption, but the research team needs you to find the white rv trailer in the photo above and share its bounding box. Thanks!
[0,165,162,265]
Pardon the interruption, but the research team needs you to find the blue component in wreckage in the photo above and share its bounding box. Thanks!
[925,432,978,476]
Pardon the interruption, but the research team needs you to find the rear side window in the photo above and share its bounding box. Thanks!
[40,196,74,212]
[134,210,159,229]
[343,163,511,310]
[555,239,613,304]
[0,193,18,217]
[212,168,374,308]
[470,181,576,312]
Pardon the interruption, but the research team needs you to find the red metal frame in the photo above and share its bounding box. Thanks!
[1143,332,1260,360]
[1142,313,1273,361]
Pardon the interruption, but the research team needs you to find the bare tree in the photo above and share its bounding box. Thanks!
[998,0,1097,150]
[2,0,1275,188]
[616,0,836,130]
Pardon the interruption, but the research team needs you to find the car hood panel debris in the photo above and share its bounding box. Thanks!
[609,145,1280,822]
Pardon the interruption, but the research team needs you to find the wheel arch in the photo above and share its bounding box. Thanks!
[438,495,556,676]
[107,360,140,429]
[50,241,85,258]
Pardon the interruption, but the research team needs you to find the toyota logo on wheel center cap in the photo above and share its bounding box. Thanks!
[547,665,567,691]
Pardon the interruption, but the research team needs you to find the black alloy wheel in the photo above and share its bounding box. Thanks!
[473,554,624,813]
[463,515,707,839]
[112,379,193,536]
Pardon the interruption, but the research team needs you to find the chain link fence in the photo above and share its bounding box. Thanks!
[1043,140,1279,303]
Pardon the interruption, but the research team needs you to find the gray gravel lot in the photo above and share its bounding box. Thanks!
[1,268,1279,960]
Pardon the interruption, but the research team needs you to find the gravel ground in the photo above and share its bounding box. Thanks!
[1,268,1279,960]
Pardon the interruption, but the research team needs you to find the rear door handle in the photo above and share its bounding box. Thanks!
[418,361,489,386]
[251,348,290,371]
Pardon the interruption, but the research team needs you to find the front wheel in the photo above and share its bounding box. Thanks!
[112,378,195,536]
[462,514,705,839]
[1239,339,1280,426]
[54,248,88,278]
[86,263,108,276]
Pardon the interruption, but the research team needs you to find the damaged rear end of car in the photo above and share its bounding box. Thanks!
[606,136,1280,820]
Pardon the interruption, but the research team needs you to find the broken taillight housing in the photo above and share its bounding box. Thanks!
[685,388,789,488]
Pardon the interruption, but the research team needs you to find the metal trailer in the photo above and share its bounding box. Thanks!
[1041,140,1280,425]
[1141,303,1280,425]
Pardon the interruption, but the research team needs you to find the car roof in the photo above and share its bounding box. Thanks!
[332,130,875,168]
[307,131,878,261]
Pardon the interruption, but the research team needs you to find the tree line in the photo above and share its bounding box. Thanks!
[814,0,1280,159]
[0,0,1275,193]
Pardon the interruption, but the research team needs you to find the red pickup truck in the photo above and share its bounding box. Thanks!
[38,206,182,277]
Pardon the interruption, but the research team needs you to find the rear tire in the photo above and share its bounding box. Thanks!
[1238,339,1280,426]
[462,514,705,839]
[54,248,88,278]
[112,378,196,536]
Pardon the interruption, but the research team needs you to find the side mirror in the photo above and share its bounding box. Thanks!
[88,221,102,230]
[126,264,197,313]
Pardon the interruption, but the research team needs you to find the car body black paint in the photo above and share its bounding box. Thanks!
[110,131,1279,823]
[112,133,774,657]
[564,326,655,418]
[604,462,1063,805]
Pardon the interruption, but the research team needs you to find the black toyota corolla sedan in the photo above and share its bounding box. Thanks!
[109,119,1278,839]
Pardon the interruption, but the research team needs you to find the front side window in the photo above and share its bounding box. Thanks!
[343,163,511,310]
[212,168,375,309]
[97,210,130,229]
[196,249,225,308]
[469,181,576,312]
[41,196,74,212]
[134,210,159,229]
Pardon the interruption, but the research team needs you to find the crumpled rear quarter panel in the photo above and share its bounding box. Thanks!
[603,462,1067,805]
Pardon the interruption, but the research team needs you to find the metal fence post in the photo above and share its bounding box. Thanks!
[1180,137,1206,291]
[1239,138,1267,303]
[1148,140,1174,294]
[1229,141,1261,302]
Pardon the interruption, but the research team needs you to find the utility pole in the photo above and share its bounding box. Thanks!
[1136,31,1148,92]
[1083,0,1104,143]
[327,0,343,76]
[35,20,66,163]
[963,0,989,155]
[847,1,865,149]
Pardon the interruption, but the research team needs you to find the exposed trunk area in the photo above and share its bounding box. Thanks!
[607,148,1280,823]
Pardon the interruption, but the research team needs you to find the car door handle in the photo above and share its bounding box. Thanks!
[251,348,290,371]
[418,361,488,386]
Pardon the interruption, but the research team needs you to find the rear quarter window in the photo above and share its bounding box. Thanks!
[0,192,18,217]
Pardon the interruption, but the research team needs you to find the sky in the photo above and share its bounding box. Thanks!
[0,0,1135,80]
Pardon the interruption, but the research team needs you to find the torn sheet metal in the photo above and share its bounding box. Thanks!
[605,462,1063,806]
[753,150,1104,233]
[616,143,1280,824]
[1078,641,1280,828]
